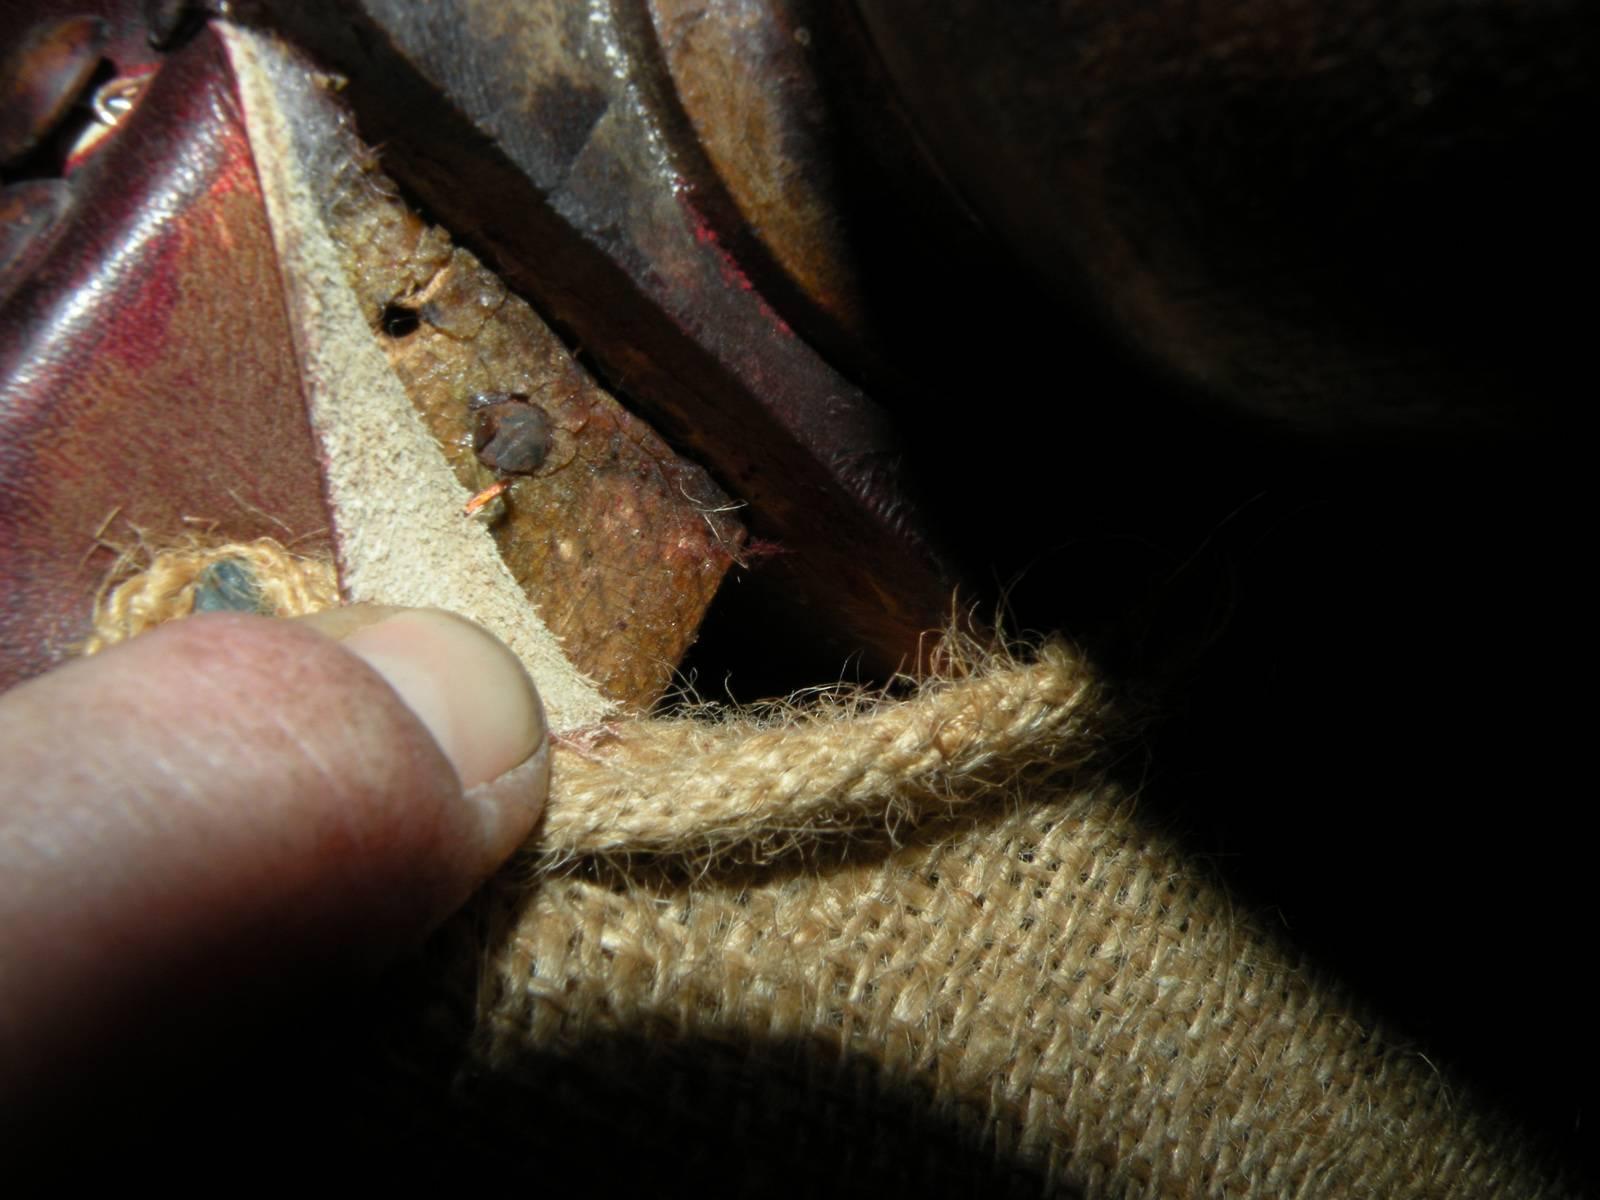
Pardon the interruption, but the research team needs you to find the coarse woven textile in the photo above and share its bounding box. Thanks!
[83,545,1572,1197]
[472,782,1564,1198]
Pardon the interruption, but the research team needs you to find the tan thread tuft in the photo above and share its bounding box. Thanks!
[83,536,338,655]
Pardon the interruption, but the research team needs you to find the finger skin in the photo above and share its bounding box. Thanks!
[0,613,541,1115]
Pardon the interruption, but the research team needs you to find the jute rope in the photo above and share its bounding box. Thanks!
[543,639,1105,865]
[83,537,339,655]
[79,541,1572,1197]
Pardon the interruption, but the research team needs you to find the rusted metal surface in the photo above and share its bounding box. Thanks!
[248,0,960,678]
[280,64,745,705]
[646,0,863,353]
[0,22,330,689]
[639,0,1005,406]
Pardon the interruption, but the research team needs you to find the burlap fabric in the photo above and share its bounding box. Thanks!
[84,546,1571,1197]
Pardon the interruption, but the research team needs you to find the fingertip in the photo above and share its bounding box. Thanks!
[299,606,547,792]
[0,606,551,1114]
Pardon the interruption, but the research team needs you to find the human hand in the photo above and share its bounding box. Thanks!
[0,607,548,1125]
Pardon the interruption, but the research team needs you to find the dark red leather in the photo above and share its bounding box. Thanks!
[0,26,330,690]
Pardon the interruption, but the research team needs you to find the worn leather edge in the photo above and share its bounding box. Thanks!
[223,23,613,732]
